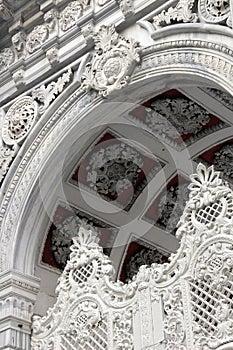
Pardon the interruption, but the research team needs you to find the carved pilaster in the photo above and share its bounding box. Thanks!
[0,270,40,350]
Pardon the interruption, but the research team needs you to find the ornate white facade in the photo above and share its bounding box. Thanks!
[0,0,233,348]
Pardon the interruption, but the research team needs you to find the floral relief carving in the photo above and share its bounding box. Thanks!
[0,47,14,72]
[25,9,58,54]
[153,0,198,29]
[81,25,140,96]
[162,285,186,349]
[0,143,18,183]
[198,0,231,24]
[31,164,233,349]
[0,97,38,183]
[125,247,170,282]
[32,68,72,113]
[157,183,189,233]
[113,310,134,349]
[148,98,210,136]
[85,142,143,200]
[60,1,85,31]
[152,0,231,29]
[200,87,233,111]
[2,97,38,145]
[212,144,233,180]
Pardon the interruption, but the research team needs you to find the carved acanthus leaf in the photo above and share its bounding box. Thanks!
[153,0,198,29]
[32,68,72,113]
[81,25,140,96]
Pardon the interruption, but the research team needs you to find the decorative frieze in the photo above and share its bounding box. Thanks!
[0,1,90,73]
[81,25,140,96]
[152,0,231,30]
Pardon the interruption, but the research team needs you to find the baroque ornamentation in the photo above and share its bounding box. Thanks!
[60,1,88,31]
[81,25,140,96]
[200,87,233,111]
[119,0,135,17]
[148,98,210,136]
[125,247,169,282]
[0,143,18,183]
[51,215,101,269]
[85,142,143,200]
[32,68,72,113]
[31,164,233,349]
[157,182,189,233]
[190,242,233,349]
[113,310,134,349]
[2,97,38,145]
[162,285,186,349]
[152,0,231,29]
[0,47,14,72]
[12,31,27,59]
[198,0,231,24]
[153,0,198,29]
[212,144,233,180]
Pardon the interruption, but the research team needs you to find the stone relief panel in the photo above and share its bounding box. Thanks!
[197,139,233,183]
[81,25,140,96]
[42,203,118,270]
[128,89,228,150]
[151,0,232,30]
[0,97,38,183]
[70,131,165,211]
[0,69,73,184]
[143,175,190,234]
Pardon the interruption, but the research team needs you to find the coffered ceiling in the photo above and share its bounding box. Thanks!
[38,84,233,284]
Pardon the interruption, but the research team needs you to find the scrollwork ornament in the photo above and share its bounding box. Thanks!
[198,0,231,24]
[2,97,38,145]
[153,0,197,29]
[81,25,140,96]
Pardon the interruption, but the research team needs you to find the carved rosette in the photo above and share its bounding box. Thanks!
[2,97,38,145]
[81,25,140,96]
[0,97,38,183]
[198,0,231,24]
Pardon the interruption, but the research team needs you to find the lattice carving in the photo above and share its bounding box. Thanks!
[32,164,233,349]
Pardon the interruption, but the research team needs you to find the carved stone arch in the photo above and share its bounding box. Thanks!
[1,39,233,278]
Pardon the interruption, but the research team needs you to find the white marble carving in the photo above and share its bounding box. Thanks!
[81,25,140,96]
[32,68,72,113]
[32,164,233,349]
[2,97,38,145]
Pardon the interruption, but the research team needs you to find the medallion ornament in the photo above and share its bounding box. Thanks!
[2,97,38,145]
[81,25,140,96]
